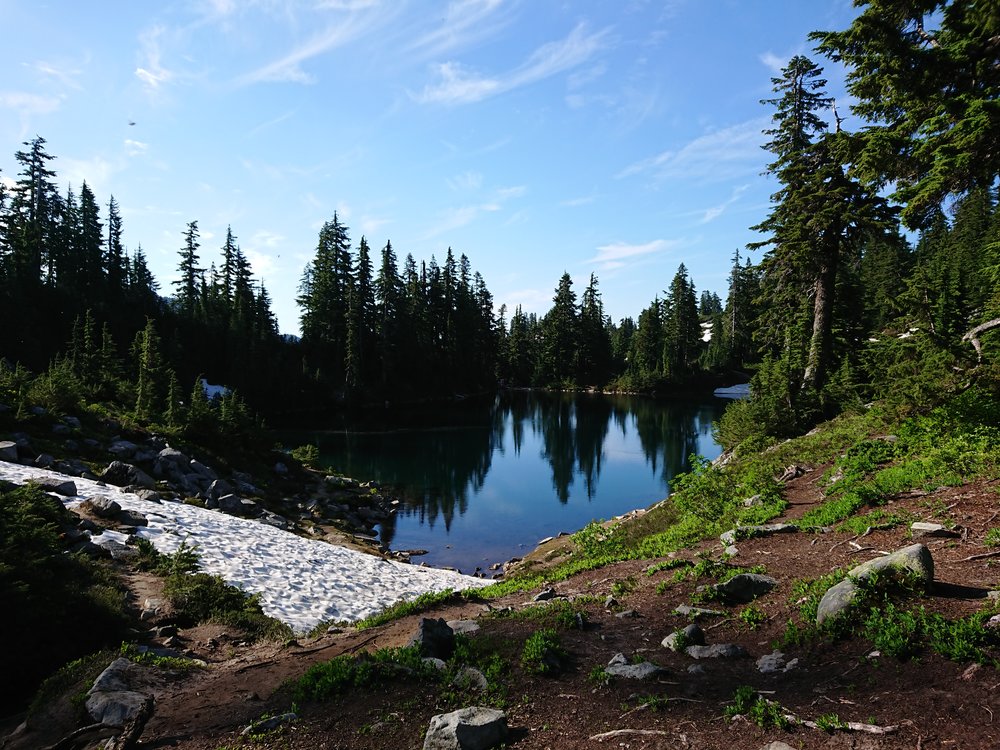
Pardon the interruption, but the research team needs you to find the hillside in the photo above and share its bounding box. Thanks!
[3,396,1000,750]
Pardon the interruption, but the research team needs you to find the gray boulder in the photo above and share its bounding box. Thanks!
[85,657,153,727]
[410,618,455,660]
[423,707,508,750]
[118,509,149,527]
[86,496,122,518]
[816,543,934,626]
[102,460,156,489]
[712,573,778,604]
[207,478,236,500]
[605,653,667,680]
[38,478,78,497]
[108,440,139,458]
[662,623,705,652]
[0,440,18,462]
[685,643,748,659]
[911,521,960,539]
[756,650,798,674]
[217,494,261,517]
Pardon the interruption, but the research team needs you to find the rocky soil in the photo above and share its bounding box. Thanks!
[4,460,1000,750]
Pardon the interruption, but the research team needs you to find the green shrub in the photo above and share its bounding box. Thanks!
[1,485,131,710]
[520,629,566,675]
[162,572,291,641]
[289,646,434,704]
[724,685,792,730]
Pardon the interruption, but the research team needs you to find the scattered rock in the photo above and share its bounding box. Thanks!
[241,712,297,736]
[85,496,122,518]
[0,440,19,462]
[452,666,489,692]
[756,650,798,673]
[102,461,156,489]
[712,573,778,604]
[605,653,667,680]
[662,623,705,652]
[85,657,153,727]
[684,643,748,659]
[910,521,961,539]
[423,707,507,750]
[447,619,481,635]
[673,604,725,619]
[410,618,455,660]
[117,509,149,527]
[533,587,557,601]
[37,478,78,496]
[816,543,934,625]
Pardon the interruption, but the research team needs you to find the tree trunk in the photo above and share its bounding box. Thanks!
[802,251,837,392]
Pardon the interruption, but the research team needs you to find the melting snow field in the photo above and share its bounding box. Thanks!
[1,461,490,633]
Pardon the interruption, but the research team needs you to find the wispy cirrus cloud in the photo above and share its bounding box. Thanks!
[406,0,510,60]
[135,25,175,92]
[414,22,611,105]
[616,118,767,184]
[124,139,149,157]
[239,3,392,85]
[700,184,749,224]
[422,183,526,238]
[0,92,62,138]
[27,60,85,91]
[759,51,787,74]
[587,238,679,271]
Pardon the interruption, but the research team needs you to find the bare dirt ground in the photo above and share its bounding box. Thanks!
[7,469,1000,750]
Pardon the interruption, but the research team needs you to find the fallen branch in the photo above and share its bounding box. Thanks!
[958,550,1000,563]
[44,696,155,750]
[962,317,1000,362]
[799,719,899,735]
[590,729,670,741]
[105,695,155,750]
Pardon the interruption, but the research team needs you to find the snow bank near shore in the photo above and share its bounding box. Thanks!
[0,461,489,633]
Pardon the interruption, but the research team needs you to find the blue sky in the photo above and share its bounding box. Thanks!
[1,0,858,335]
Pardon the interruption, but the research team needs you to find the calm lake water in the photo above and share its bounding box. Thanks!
[292,391,729,574]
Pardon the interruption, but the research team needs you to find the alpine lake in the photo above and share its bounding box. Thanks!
[284,390,738,575]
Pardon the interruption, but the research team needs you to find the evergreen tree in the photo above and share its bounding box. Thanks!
[539,273,579,386]
[577,273,613,385]
[752,55,892,404]
[662,263,701,379]
[374,240,403,390]
[105,196,126,294]
[174,221,203,317]
[6,136,59,285]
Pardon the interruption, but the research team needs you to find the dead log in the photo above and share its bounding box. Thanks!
[962,317,1000,362]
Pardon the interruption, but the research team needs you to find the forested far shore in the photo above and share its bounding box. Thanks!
[0,0,999,449]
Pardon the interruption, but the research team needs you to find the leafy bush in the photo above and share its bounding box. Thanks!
[162,571,291,641]
[1,484,131,710]
[289,646,434,704]
[520,629,566,675]
[724,685,792,729]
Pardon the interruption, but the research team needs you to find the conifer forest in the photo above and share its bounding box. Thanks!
[0,0,998,448]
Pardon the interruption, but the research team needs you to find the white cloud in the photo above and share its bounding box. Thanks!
[414,23,610,105]
[447,170,484,191]
[240,6,387,85]
[124,139,149,157]
[406,0,509,60]
[759,51,786,74]
[60,155,115,196]
[135,26,175,92]
[0,91,62,115]
[699,184,749,224]
[586,239,677,271]
[495,185,526,200]
[560,194,596,207]
[616,118,767,183]
[29,60,84,91]
[316,0,380,9]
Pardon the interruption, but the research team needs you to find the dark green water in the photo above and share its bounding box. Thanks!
[289,391,728,574]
